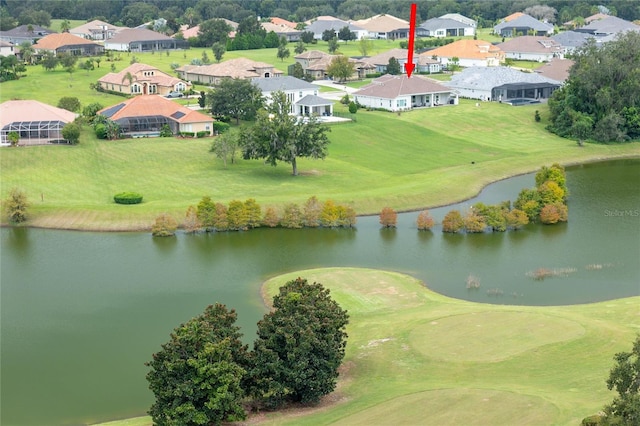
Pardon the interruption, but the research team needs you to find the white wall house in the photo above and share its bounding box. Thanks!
[253,76,334,117]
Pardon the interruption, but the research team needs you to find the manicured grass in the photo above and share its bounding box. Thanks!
[1,100,638,230]
[96,268,639,425]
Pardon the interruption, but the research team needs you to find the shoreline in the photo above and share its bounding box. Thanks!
[2,153,639,232]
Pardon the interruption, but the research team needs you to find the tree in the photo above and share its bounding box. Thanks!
[416,210,435,230]
[321,29,335,42]
[294,40,306,55]
[300,31,314,44]
[227,200,249,230]
[57,97,81,112]
[146,303,248,425]
[82,103,104,122]
[387,57,401,75]
[280,203,302,228]
[328,37,339,54]
[196,196,216,230]
[303,196,322,227]
[151,213,178,237]
[326,55,354,83]
[18,41,34,64]
[358,37,373,56]
[601,335,640,424]
[276,36,290,62]
[61,122,81,144]
[540,203,568,224]
[5,187,29,223]
[248,278,348,408]
[207,78,263,124]
[442,210,464,233]
[464,210,486,233]
[379,206,398,228]
[213,203,229,231]
[240,91,330,176]
[60,19,70,32]
[198,19,231,47]
[41,51,59,71]
[338,26,355,43]
[263,206,280,227]
[505,208,529,230]
[291,61,305,79]
[183,205,201,233]
[348,101,358,114]
[210,130,239,168]
[244,199,262,228]
[7,131,19,147]
[211,42,225,63]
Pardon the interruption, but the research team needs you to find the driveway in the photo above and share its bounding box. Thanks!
[312,80,359,101]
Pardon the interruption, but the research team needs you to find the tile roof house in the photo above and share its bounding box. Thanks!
[494,14,554,37]
[269,17,298,29]
[0,25,56,45]
[104,28,188,52]
[444,66,561,101]
[496,36,564,62]
[98,95,213,138]
[253,76,334,117]
[422,39,505,68]
[418,17,475,38]
[439,13,477,28]
[1,100,77,146]
[69,20,124,41]
[98,63,191,96]
[304,19,367,41]
[294,50,374,80]
[33,33,104,56]
[573,16,640,37]
[0,40,15,56]
[352,14,410,40]
[261,22,302,42]
[551,31,596,54]
[353,74,458,111]
[534,58,574,83]
[176,58,283,85]
[366,48,441,74]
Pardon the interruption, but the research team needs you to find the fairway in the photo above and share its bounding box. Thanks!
[97,268,639,426]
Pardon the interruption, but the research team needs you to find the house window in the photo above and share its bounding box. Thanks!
[398,99,406,107]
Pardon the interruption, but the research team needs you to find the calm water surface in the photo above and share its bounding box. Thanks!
[1,159,639,425]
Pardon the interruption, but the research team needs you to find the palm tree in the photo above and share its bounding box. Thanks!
[60,19,71,33]
[121,71,137,93]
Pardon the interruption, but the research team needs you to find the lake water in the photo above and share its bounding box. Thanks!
[1,159,639,425]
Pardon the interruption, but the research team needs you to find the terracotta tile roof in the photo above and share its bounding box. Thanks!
[33,33,101,50]
[177,58,282,79]
[503,12,525,22]
[294,50,329,60]
[421,39,504,60]
[497,35,563,54]
[534,58,574,82]
[366,48,410,65]
[0,100,76,128]
[261,22,301,34]
[354,74,450,99]
[269,17,298,29]
[179,25,200,39]
[98,63,190,88]
[98,95,212,124]
[353,14,409,32]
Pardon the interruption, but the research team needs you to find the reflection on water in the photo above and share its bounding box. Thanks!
[1,159,639,425]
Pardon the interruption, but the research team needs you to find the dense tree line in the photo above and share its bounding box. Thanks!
[1,1,638,32]
[146,278,349,423]
[547,31,640,144]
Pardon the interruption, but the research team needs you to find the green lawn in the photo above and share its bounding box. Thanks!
[95,268,639,426]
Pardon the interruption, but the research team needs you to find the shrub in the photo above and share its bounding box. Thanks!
[159,124,172,137]
[57,96,81,112]
[61,122,81,144]
[5,187,29,223]
[581,414,603,426]
[114,192,143,205]
[180,131,195,138]
[94,123,107,139]
[535,110,541,122]
[151,213,177,237]
[196,130,208,138]
[348,101,358,114]
[213,122,230,134]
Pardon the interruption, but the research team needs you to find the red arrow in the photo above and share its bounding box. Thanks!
[405,3,417,78]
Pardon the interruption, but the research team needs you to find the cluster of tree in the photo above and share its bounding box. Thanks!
[92,115,122,140]
[2,1,639,34]
[547,32,640,144]
[146,278,349,423]
[441,203,529,233]
[0,55,26,81]
[514,163,569,225]
[180,195,356,234]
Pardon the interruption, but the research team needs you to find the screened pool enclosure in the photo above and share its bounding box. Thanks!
[1,120,69,145]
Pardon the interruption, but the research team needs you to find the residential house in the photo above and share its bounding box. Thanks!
[366,48,441,74]
[418,17,475,38]
[253,76,333,117]
[562,13,609,29]
[69,20,123,41]
[494,14,554,37]
[304,19,367,41]
[439,13,477,28]
[176,58,283,85]
[0,25,56,45]
[0,100,77,146]
[262,22,302,42]
[352,14,410,40]
[294,50,374,80]
[444,66,561,101]
[353,74,458,111]
[534,58,574,83]
[98,95,213,137]
[175,20,238,41]
[104,28,188,52]
[0,40,15,56]
[573,16,640,37]
[551,31,596,54]
[33,33,104,56]
[98,63,191,96]
[269,17,298,29]
[422,39,504,68]
[496,36,563,62]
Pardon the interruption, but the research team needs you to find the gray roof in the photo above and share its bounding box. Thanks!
[305,19,364,34]
[444,66,561,92]
[253,76,317,92]
[494,14,553,32]
[551,31,596,48]
[106,28,172,44]
[296,94,332,106]
[574,16,640,36]
[0,24,55,38]
[419,18,473,31]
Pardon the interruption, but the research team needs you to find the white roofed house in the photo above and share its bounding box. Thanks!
[497,36,564,62]
[352,14,410,40]
[418,17,476,38]
[253,76,334,117]
[69,20,123,41]
[353,74,458,112]
[104,28,188,52]
[304,19,367,41]
[494,14,554,37]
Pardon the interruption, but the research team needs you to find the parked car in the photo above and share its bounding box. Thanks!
[165,91,184,98]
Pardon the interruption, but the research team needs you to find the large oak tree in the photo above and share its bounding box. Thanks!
[206,77,263,124]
